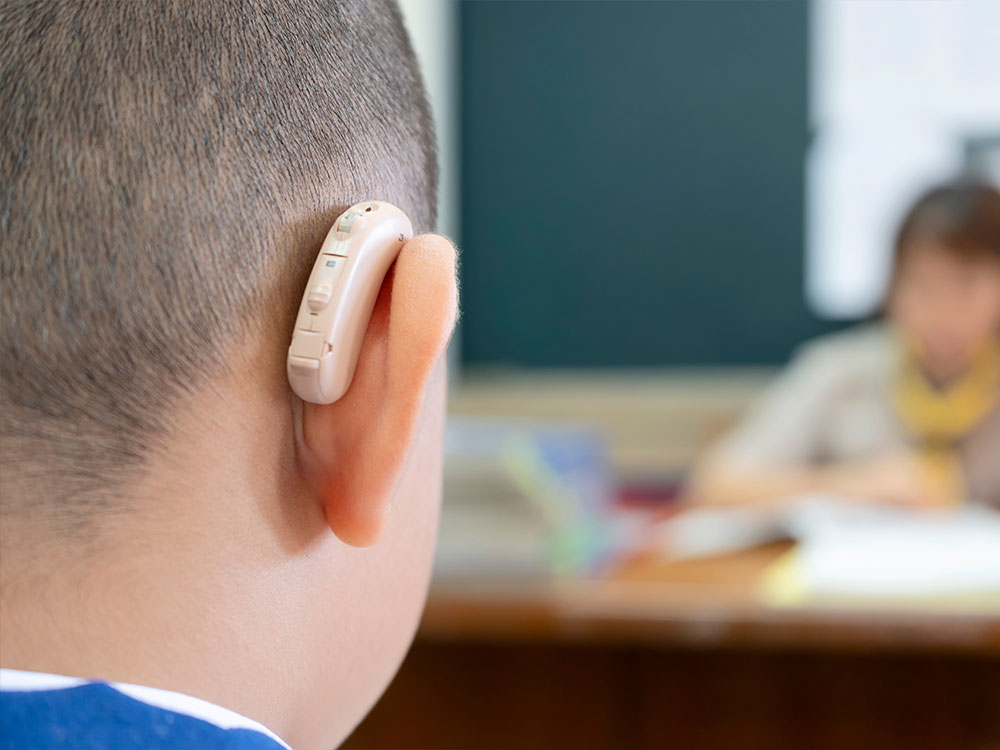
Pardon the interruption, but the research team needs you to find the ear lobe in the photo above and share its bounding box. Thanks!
[299,234,458,547]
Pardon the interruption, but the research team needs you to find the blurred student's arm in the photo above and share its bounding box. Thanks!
[687,341,937,510]
[689,450,935,510]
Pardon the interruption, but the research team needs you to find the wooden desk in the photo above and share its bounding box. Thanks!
[421,542,1000,654]
[346,546,1000,749]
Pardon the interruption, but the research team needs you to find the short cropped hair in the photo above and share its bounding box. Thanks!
[0,0,436,524]
[894,181,1000,267]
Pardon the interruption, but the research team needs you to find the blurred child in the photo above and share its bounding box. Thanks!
[0,2,457,749]
[690,182,1000,511]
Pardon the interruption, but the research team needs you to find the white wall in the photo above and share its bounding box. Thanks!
[808,0,1000,319]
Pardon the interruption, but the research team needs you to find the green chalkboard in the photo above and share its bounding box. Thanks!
[459,0,839,367]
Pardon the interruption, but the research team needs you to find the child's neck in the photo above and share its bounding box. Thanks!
[0,377,320,747]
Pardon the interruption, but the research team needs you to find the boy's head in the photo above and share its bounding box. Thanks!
[1,2,457,748]
[888,181,1000,379]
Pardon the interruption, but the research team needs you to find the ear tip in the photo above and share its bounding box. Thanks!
[397,235,459,301]
[407,233,458,261]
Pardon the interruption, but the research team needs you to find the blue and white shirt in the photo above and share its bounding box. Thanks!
[0,669,290,749]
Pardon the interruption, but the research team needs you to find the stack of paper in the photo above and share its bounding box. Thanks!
[763,502,1000,610]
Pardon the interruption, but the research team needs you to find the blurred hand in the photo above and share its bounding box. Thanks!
[829,453,952,510]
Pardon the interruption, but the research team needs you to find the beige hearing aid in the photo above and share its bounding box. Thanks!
[287,201,413,403]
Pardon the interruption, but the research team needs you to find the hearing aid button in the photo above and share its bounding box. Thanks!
[338,212,366,234]
[337,211,368,234]
[338,213,356,232]
[288,355,319,378]
[290,330,326,359]
[307,279,335,312]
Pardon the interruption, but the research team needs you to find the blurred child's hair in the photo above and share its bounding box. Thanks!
[894,181,1000,267]
[0,0,436,525]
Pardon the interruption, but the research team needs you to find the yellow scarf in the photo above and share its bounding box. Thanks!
[893,337,1000,505]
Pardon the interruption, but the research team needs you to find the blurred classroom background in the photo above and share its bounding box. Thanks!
[346,2,1000,748]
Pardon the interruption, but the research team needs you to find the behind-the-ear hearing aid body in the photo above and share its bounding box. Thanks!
[287,201,413,403]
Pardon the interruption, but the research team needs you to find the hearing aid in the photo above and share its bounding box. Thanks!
[287,201,413,403]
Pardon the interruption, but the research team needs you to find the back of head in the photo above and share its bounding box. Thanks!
[0,0,436,527]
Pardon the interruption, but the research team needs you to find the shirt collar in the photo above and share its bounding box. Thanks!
[0,668,291,749]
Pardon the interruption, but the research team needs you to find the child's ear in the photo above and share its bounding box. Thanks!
[297,234,458,547]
